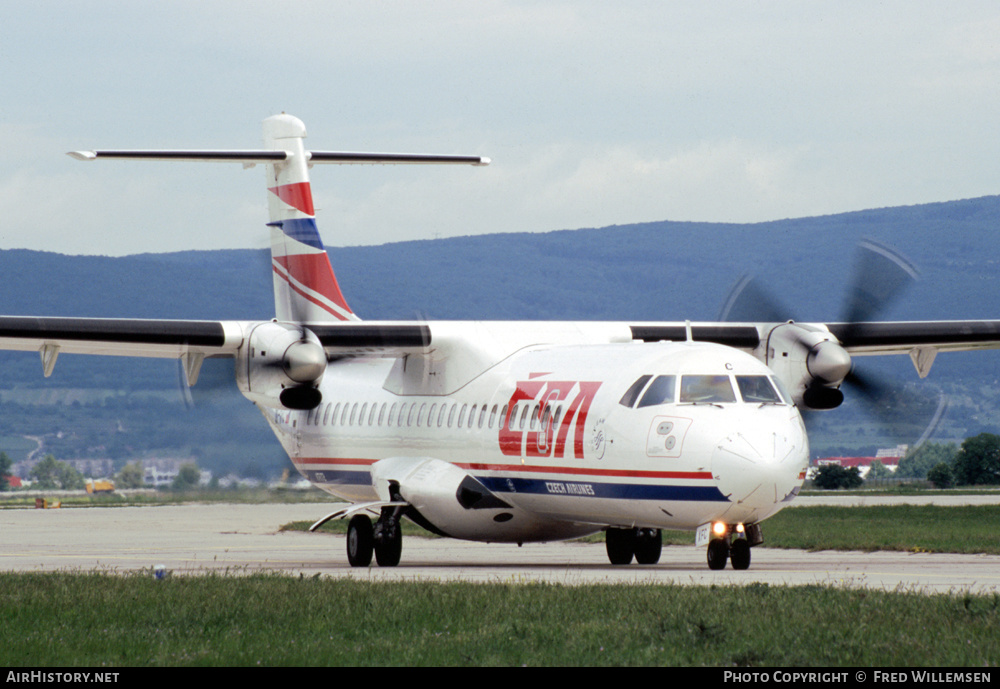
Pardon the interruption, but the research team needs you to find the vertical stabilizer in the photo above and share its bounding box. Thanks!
[263,114,358,323]
[68,114,488,324]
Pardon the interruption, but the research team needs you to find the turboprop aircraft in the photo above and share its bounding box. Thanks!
[6,113,1000,571]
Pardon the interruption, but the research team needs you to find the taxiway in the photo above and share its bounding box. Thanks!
[2,498,998,593]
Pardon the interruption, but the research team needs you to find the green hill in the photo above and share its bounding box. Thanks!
[1,195,998,475]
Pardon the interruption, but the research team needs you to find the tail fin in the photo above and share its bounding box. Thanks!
[263,114,358,323]
[69,114,489,324]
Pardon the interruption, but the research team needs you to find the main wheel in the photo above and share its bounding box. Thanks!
[730,538,751,570]
[346,514,374,567]
[374,519,402,567]
[634,528,662,565]
[707,537,729,570]
[605,527,636,565]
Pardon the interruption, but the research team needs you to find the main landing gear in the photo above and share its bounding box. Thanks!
[346,507,403,567]
[705,522,761,571]
[605,527,663,565]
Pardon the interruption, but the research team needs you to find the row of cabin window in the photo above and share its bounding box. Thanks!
[305,400,567,432]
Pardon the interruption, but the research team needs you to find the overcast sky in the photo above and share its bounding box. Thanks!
[3,2,1000,256]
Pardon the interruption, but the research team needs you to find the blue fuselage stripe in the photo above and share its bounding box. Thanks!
[301,468,728,502]
[476,476,728,502]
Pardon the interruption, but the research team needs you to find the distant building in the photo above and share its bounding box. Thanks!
[12,457,114,480]
[875,444,908,460]
[143,466,178,487]
[814,447,904,478]
[64,458,114,479]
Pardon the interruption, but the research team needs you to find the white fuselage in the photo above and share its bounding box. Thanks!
[257,334,809,543]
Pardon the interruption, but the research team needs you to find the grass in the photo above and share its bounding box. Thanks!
[6,502,1000,666]
[1,572,998,667]
[762,504,1000,554]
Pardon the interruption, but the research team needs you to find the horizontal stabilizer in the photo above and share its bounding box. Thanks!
[68,150,489,167]
[67,150,289,163]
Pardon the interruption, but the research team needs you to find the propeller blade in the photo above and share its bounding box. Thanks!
[176,358,238,409]
[718,274,791,322]
[840,239,919,325]
[841,365,930,442]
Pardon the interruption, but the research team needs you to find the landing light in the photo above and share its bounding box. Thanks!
[735,523,745,534]
[712,521,727,536]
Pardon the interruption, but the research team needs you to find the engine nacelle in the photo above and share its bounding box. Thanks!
[764,323,852,410]
[236,322,327,410]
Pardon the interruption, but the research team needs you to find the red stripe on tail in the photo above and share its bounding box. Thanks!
[268,182,315,215]
[273,253,354,317]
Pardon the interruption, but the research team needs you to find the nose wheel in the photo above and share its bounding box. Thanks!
[730,538,751,570]
[704,523,759,570]
[707,537,729,570]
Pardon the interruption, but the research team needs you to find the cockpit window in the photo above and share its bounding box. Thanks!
[736,375,783,404]
[771,377,792,405]
[619,375,652,408]
[637,375,676,408]
[679,375,737,404]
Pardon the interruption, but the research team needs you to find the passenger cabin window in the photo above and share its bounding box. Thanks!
[679,375,737,404]
[736,375,783,404]
[637,375,676,408]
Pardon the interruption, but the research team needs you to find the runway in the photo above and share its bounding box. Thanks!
[3,499,999,593]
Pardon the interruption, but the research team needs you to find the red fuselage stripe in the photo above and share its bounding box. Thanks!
[292,456,713,481]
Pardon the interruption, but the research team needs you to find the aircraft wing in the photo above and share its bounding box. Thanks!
[629,320,1000,353]
[308,323,431,358]
[628,319,1000,381]
[0,317,438,386]
[824,320,1000,355]
[0,316,245,384]
[0,317,243,358]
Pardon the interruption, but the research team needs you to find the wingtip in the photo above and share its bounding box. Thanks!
[67,151,96,161]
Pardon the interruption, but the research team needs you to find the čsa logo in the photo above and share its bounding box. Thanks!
[498,378,601,460]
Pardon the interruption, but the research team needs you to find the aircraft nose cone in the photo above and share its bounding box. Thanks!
[711,411,807,520]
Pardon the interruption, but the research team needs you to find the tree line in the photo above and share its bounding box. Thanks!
[0,453,202,491]
[814,433,1000,489]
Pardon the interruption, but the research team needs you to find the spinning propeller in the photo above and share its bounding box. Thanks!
[719,239,920,415]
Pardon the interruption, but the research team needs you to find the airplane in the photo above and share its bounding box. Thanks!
[5,112,1000,571]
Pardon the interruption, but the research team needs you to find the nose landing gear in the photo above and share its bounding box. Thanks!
[705,522,761,570]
